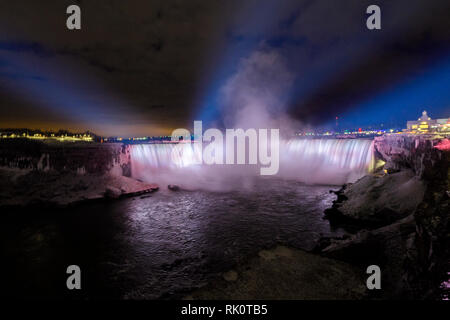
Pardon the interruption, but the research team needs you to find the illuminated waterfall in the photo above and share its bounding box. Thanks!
[130,143,201,170]
[279,139,374,184]
[129,139,374,188]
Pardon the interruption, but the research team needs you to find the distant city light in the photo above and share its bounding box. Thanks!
[0,130,93,142]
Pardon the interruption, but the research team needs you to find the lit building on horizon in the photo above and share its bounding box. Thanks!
[406,110,449,133]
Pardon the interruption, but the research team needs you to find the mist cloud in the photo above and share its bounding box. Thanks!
[219,48,300,134]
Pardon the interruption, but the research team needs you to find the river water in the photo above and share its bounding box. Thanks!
[2,177,343,299]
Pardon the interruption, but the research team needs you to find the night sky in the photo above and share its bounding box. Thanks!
[0,0,449,137]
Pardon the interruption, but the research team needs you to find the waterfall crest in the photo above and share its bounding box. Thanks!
[129,139,374,188]
[279,139,374,185]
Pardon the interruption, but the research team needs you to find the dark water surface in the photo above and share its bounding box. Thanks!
[1,177,343,299]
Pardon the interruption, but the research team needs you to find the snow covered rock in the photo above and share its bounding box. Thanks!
[104,186,122,199]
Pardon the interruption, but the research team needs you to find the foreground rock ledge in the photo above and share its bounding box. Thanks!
[186,246,367,300]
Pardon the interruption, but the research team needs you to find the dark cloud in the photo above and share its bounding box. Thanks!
[0,0,449,135]
[288,0,450,125]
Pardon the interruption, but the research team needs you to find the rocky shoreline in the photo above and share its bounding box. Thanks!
[0,139,158,210]
[321,135,449,299]
[0,167,159,210]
